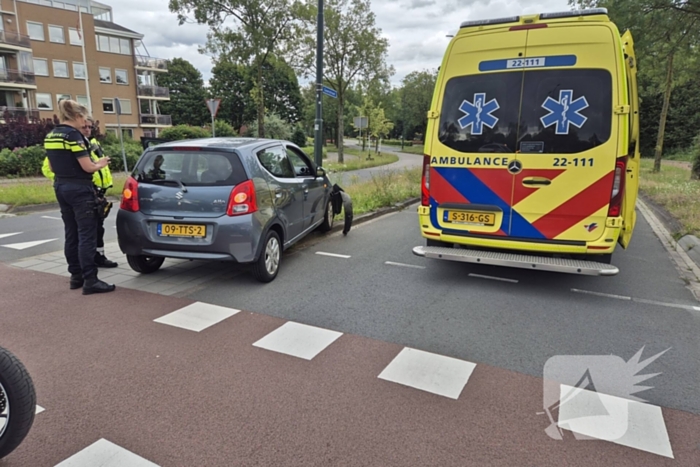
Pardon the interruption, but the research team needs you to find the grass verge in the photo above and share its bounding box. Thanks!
[639,158,700,236]
[339,168,421,216]
[325,148,399,172]
[0,173,128,207]
[396,144,425,155]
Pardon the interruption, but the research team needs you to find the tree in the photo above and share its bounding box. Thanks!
[169,0,303,138]
[300,0,393,162]
[209,61,253,132]
[156,57,209,127]
[400,70,437,141]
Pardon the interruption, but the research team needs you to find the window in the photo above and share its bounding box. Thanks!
[137,151,246,187]
[18,52,34,74]
[286,146,315,177]
[48,25,65,44]
[99,67,111,83]
[122,128,134,140]
[98,35,109,52]
[72,62,85,80]
[52,60,69,78]
[36,93,52,110]
[120,39,131,55]
[257,146,294,178]
[77,95,89,107]
[56,94,70,105]
[33,59,49,76]
[26,22,44,41]
[69,28,82,46]
[105,128,117,137]
[102,98,114,113]
[117,98,132,114]
[115,69,128,85]
[109,37,119,53]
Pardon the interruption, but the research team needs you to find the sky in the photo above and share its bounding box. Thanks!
[111,0,572,87]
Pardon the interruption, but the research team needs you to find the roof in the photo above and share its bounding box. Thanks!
[153,137,276,150]
[93,19,142,38]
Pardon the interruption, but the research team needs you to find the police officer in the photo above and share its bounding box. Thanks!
[43,117,118,268]
[44,100,115,295]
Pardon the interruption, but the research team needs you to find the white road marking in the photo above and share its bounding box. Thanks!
[35,405,45,414]
[378,347,477,400]
[315,251,351,259]
[571,289,632,301]
[557,384,673,458]
[0,232,22,240]
[154,302,240,332]
[1,238,58,250]
[469,273,518,283]
[253,321,342,361]
[41,216,62,220]
[385,261,426,269]
[54,438,160,467]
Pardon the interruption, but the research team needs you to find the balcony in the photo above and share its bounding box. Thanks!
[140,114,172,126]
[135,55,168,72]
[0,31,32,49]
[137,84,170,99]
[0,107,41,120]
[0,69,36,86]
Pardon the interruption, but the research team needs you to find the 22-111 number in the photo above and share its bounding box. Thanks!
[553,157,595,167]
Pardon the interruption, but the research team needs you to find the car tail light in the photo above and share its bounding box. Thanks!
[120,176,139,212]
[608,157,627,217]
[227,180,257,216]
[421,155,430,206]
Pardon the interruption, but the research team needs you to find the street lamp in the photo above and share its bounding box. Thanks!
[313,0,324,168]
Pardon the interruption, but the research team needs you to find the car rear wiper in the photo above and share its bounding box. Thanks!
[150,178,188,192]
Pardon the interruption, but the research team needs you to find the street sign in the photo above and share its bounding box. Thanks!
[322,86,337,99]
[353,116,368,129]
[206,98,221,117]
[114,97,122,116]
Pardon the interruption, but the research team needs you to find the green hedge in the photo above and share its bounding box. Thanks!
[302,146,328,160]
[159,125,211,141]
[382,139,413,147]
[102,141,144,172]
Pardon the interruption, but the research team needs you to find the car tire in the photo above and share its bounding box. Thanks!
[0,346,36,460]
[318,199,335,233]
[126,255,165,274]
[252,230,281,283]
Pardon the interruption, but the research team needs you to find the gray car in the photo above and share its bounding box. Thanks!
[116,137,336,282]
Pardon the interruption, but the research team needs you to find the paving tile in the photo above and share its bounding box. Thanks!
[253,322,343,361]
[378,347,477,400]
[104,274,137,285]
[154,302,240,332]
[11,259,46,268]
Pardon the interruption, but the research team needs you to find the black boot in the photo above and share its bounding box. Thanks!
[82,277,116,295]
[95,253,118,268]
[70,274,84,290]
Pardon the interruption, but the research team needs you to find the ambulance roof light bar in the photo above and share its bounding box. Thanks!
[539,8,608,19]
[460,16,520,29]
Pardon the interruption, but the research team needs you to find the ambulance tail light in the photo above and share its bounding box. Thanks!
[421,155,430,206]
[608,157,627,217]
[120,176,139,212]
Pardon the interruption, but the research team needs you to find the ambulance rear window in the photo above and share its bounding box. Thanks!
[438,69,612,155]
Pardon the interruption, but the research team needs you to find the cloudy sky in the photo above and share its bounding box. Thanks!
[112,0,572,87]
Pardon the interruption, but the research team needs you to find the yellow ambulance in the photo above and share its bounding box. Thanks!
[414,8,640,276]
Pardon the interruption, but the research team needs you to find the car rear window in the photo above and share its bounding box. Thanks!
[438,69,612,155]
[135,150,247,186]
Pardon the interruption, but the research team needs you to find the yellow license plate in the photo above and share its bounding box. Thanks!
[445,211,496,226]
[158,223,206,238]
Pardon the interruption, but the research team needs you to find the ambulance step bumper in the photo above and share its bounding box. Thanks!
[412,246,619,276]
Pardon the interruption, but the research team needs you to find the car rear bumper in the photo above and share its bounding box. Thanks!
[418,206,620,255]
[116,209,263,263]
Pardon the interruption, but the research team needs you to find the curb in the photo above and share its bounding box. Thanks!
[328,197,420,235]
[637,198,700,301]
[9,196,121,214]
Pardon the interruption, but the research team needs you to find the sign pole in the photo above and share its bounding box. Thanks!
[115,98,127,174]
[313,0,324,168]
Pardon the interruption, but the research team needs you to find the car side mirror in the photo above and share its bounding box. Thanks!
[316,167,326,178]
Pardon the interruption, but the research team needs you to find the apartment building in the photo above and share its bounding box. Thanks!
[0,0,171,139]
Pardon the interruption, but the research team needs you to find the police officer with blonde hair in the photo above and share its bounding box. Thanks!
[44,99,116,294]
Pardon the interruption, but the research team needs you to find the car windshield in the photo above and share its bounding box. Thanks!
[135,151,247,187]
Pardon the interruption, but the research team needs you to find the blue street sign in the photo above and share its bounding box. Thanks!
[322,85,337,99]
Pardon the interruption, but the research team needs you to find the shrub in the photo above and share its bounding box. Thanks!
[103,141,144,172]
[382,139,413,147]
[0,113,58,151]
[247,114,292,140]
[212,120,237,137]
[101,132,119,145]
[0,145,46,177]
[159,125,211,141]
[291,127,307,147]
[301,145,328,160]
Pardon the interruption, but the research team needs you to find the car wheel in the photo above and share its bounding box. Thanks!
[252,231,281,283]
[318,199,335,233]
[126,255,165,274]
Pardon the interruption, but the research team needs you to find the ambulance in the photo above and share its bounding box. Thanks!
[413,8,640,276]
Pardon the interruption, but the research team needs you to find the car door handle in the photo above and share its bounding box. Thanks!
[522,177,552,186]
